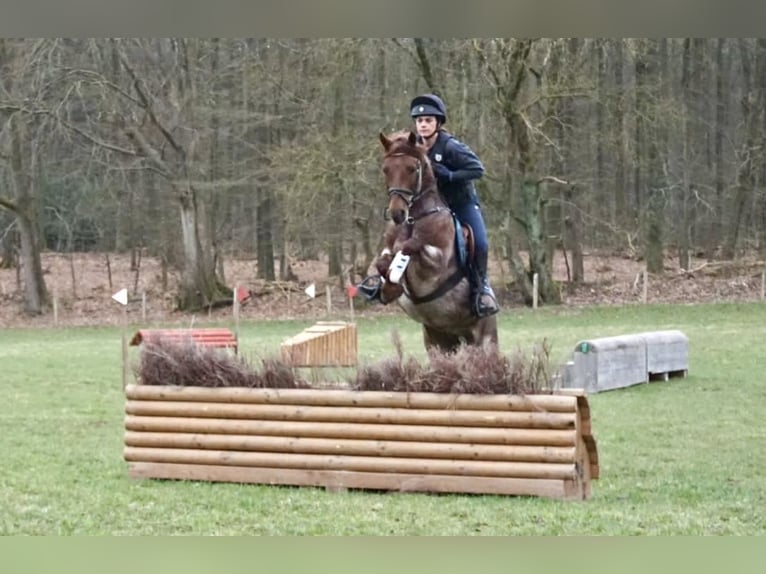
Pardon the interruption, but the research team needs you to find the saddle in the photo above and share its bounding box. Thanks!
[453,215,475,272]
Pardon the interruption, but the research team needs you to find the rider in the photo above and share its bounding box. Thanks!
[409,93,499,318]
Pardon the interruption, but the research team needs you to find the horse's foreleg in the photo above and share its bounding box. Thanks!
[374,251,393,276]
[400,238,422,257]
[380,281,404,304]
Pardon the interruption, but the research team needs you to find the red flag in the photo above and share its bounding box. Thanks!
[236,285,251,304]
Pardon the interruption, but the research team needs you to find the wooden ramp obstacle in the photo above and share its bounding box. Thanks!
[123,385,598,500]
[280,321,357,367]
[561,330,688,393]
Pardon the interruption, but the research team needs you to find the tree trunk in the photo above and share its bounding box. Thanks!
[646,41,665,274]
[635,40,665,274]
[563,185,584,282]
[613,40,628,228]
[522,179,560,304]
[4,114,50,314]
[679,39,692,270]
[176,186,228,309]
[722,40,763,260]
[711,38,726,256]
[16,210,48,314]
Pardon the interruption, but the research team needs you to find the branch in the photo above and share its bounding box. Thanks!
[56,116,138,157]
[472,39,503,90]
[1,101,138,157]
[124,126,171,178]
[505,207,527,230]
[118,50,183,155]
[0,195,18,214]
[413,38,438,93]
[536,175,570,186]
[62,67,144,107]
[391,38,423,73]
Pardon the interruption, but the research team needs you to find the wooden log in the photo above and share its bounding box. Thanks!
[123,387,597,498]
[125,384,578,412]
[125,416,578,446]
[128,462,582,499]
[125,400,577,429]
[124,431,577,463]
[123,447,577,479]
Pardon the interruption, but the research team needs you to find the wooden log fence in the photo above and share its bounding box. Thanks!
[124,385,598,500]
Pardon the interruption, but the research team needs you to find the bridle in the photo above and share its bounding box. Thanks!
[385,152,424,208]
[384,152,444,225]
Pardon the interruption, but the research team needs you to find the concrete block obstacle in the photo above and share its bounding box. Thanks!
[560,330,689,393]
[643,330,689,381]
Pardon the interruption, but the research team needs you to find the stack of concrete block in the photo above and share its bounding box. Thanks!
[560,330,689,393]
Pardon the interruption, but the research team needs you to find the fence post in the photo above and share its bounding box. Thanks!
[643,270,648,304]
[233,283,240,341]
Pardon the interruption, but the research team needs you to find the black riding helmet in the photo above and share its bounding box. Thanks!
[410,94,447,124]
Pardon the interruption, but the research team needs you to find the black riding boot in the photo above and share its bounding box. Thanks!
[355,274,384,302]
[471,250,499,318]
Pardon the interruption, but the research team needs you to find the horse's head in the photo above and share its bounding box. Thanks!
[379,130,435,225]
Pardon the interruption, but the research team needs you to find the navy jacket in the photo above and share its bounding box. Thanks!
[427,131,485,207]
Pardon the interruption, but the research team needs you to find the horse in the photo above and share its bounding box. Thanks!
[372,129,498,352]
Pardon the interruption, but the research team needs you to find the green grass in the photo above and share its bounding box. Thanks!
[1,302,765,534]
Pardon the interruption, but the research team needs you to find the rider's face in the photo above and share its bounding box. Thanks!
[414,115,438,139]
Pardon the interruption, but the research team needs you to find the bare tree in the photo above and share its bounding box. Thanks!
[474,39,561,305]
[0,39,52,314]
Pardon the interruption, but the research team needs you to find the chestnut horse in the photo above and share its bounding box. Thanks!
[373,130,498,352]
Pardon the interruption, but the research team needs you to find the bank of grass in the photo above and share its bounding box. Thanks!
[0,301,764,534]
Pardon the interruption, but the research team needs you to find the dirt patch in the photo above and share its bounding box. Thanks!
[0,250,763,329]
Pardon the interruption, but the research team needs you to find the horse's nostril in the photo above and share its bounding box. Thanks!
[391,210,406,225]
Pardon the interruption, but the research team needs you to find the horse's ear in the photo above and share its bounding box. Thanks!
[408,131,418,146]
[379,131,392,151]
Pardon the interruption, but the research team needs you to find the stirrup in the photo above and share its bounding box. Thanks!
[473,286,499,318]
[356,274,384,302]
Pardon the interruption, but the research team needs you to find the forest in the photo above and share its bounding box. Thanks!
[1,38,764,315]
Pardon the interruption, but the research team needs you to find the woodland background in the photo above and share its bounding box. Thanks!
[1,38,765,319]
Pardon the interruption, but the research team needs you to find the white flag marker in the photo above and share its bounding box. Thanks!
[112,288,128,306]
[304,283,316,299]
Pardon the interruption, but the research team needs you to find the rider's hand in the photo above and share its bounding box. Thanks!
[432,163,452,183]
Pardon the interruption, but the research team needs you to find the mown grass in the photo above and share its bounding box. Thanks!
[0,302,764,535]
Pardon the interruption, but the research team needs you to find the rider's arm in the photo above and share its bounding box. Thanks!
[443,138,484,183]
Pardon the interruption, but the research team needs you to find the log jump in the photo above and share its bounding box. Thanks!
[124,385,598,500]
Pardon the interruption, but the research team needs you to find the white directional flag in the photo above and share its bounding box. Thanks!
[111,288,128,306]
[304,283,316,299]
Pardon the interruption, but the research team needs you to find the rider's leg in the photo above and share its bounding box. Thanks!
[453,201,499,318]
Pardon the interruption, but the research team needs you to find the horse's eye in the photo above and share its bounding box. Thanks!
[407,165,416,173]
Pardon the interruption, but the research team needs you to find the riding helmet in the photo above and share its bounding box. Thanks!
[410,93,447,124]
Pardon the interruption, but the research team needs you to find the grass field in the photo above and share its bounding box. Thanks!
[1,302,764,535]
